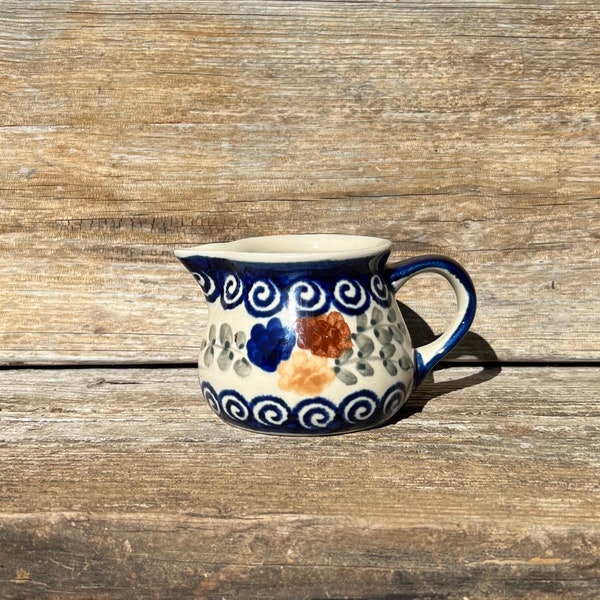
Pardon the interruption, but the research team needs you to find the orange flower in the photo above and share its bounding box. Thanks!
[277,350,335,396]
[295,311,352,359]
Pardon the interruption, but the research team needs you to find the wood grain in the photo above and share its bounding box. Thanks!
[1,1,599,364]
[2,5,598,595]
[1,366,599,598]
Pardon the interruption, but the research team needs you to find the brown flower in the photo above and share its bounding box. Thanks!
[277,350,335,395]
[295,311,352,359]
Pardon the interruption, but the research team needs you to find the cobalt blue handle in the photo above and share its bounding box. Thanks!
[385,255,477,385]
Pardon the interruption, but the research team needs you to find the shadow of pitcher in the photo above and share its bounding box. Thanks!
[388,302,501,423]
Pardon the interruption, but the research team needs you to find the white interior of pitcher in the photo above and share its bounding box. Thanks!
[174,234,391,262]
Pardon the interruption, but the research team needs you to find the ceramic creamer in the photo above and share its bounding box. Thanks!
[175,234,476,435]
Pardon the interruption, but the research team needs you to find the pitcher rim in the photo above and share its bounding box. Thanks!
[174,234,391,263]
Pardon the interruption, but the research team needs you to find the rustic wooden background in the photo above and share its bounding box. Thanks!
[1,1,599,598]
[2,0,599,365]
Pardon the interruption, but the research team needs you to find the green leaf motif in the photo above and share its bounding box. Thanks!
[219,323,233,346]
[391,324,405,343]
[336,368,358,386]
[379,343,397,359]
[370,306,384,325]
[203,345,214,368]
[208,324,217,343]
[356,361,374,377]
[235,330,246,349]
[356,334,374,358]
[383,360,398,376]
[356,312,369,332]
[374,325,392,344]
[233,358,252,377]
[399,355,412,371]
[336,348,354,365]
[217,348,233,371]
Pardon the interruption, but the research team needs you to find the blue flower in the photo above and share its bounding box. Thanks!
[247,318,296,372]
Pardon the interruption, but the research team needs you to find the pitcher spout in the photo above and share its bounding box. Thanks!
[174,246,226,303]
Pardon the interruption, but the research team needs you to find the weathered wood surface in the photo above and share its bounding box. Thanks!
[1,365,599,598]
[1,1,599,365]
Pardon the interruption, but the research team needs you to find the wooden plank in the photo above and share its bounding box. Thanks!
[1,1,599,364]
[1,366,598,597]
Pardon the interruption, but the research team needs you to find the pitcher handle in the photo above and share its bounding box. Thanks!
[385,255,477,385]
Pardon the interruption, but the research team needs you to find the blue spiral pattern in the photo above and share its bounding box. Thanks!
[295,398,338,431]
[340,390,379,424]
[289,279,328,316]
[200,382,408,434]
[192,271,220,303]
[382,382,407,418]
[181,255,396,317]
[370,274,390,305]
[221,390,249,421]
[245,279,284,316]
[201,381,221,415]
[253,396,290,426]
[222,274,244,309]
[332,279,370,315]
